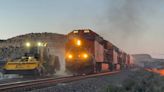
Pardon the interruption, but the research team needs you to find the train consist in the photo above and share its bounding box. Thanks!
[65,29,133,74]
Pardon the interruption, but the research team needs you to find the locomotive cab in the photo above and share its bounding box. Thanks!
[65,29,104,74]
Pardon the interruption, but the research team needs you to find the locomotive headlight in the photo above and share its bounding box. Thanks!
[68,54,73,59]
[76,40,81,46]
[83,53,88,59]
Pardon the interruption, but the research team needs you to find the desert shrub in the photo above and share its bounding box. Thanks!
[106,85,126,92]
[105,70,164,92]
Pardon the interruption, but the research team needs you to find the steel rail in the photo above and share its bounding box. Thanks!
[0,71,119,92]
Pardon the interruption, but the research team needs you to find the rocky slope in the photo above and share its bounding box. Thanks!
[132,54,153,67]
[0,33,67,69]
[132,54,164,68]
[0,32,66,48]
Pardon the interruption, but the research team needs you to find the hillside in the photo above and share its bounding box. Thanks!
[0,33,67,69]
[0,32,66,48]
[132,54,152,61]
[133,54,164,68]
[132,54,152,66]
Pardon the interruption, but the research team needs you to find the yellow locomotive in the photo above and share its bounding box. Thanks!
[3,42,60,76]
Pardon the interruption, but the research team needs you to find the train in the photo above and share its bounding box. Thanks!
[65,29,133,75]
[3,42,60,76]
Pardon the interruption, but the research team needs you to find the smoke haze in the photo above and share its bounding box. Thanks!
[93,0,164,56]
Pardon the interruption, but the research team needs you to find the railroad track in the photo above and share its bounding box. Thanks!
[0,71,119,92]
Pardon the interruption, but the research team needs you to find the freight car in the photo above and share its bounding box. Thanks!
[65,29,133,75]
[3,42,60,76]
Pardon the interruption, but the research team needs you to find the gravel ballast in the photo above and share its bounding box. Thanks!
[29,70,136,92]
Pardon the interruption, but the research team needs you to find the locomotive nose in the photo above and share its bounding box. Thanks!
[66,53,89,60]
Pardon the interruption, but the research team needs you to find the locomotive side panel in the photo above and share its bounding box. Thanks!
[103,41,119,64]
[94,41,104,62]
[104,40,115,63]
[84,39,95,58]
[113,50,118,64]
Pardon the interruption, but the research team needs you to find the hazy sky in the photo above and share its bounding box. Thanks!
[0,0,164,58]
